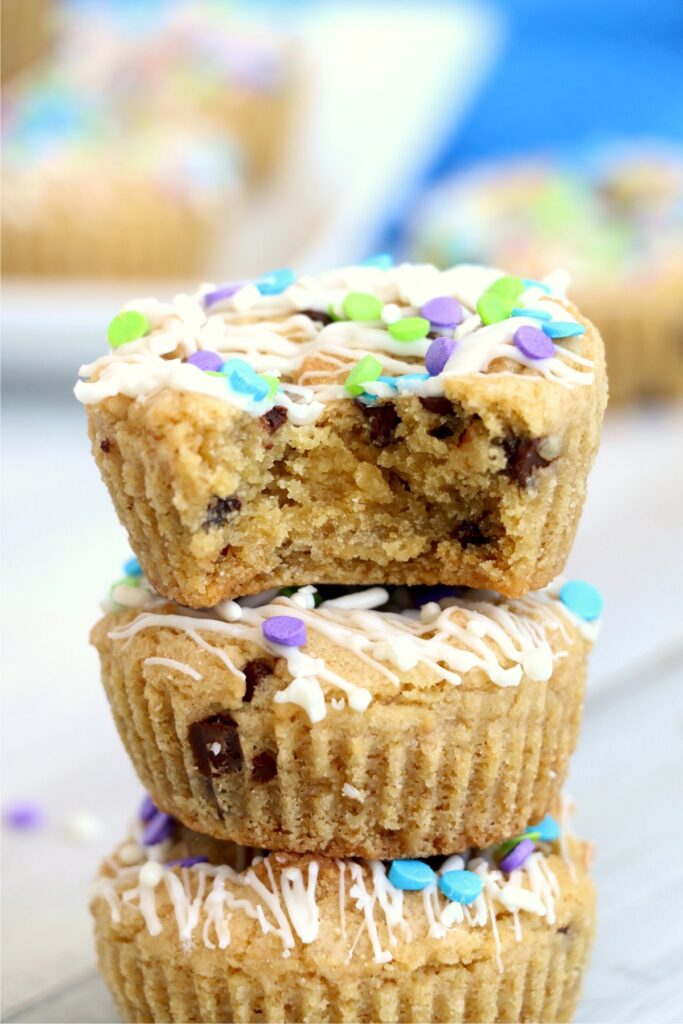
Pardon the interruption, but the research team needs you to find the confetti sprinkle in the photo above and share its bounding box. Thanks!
[388,859,436,891]
[107,310,148,349]
[499,837,535,872]
[438,869,483,905]
[256,268,296,296]
[388,316,430,342]
[542,321,586,339]
[203,282,244,308]
[510,307,553,321]
[139,794,157,822]
[344,354,382,396]
[187,350,224,372]
[123,556,142,577]
[559,580,603,621]
[221,358,271,402]
[489,275,526,300]
[4,800,45,830]
[476,291,514,326]
[528,814,561,843]
[360,253,393,269]
[166,856,209,868]
[262,615,307,647]
[343,291,383,322]
[421,295,463,328]
[142,810,175,846]
[513,325,556,360]
[425,336,457,376]
[521,278,552,294]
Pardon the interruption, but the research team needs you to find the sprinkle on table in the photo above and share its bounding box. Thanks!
[542,321,586,339]
[107,310,148,348]
[388,316,430,342]
[513,325,556,360]
[344,354,383,396]
[499,837,536,872]
[187,350,224,372]
[4,800,45,830]
[438,869,484,905]
[262,615,307,647]
[255,268,296,296]
[343,291,383,321]
[425,336,457,376]
[421,295,464,328]
[388,859,436,891]
[559,580,603,621]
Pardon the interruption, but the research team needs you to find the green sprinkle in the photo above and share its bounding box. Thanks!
[343,291,383,321]
[107,310,149,348]
[109,575,140,598]
[204,370,225,377]
[261,375,280,397]
[388,316,430,342]
[327,303,341,321]
[477,291,514,325]
[488,275,525,300]
[344,354,383,396]
[494,834,526,859]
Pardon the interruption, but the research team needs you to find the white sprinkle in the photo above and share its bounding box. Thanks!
[118,841,142,865]
[372,634,419,672]
[231,283,261,312]
[499,885,546,915]
[342,783,365,803]
[521,646,554,682]
[63,809,104,843]
[112,584,148,609]
[419,601,441,624]
[467,619,488,638]
[139,861,164,889]
[214,600,243,622]
[330,697,346,711]
[274,677,327,723]
[381,303,402,324]
[322,588,389,611]
[210,742,222,756]
[290,586,318,610]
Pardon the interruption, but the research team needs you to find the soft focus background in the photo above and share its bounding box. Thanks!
[2,1,682,1022]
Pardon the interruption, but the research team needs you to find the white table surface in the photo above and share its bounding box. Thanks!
[2,399,683,1023]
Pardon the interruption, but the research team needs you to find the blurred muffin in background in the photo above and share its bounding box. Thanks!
[1,0,52,81]
[1,0,301,278]
[411,144,683,402]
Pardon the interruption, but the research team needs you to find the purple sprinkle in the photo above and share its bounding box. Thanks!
[500,837,536,872]
[262,615,307,647]
[142,810,175,846]
[203,282,245,308]
[513,325,555,361]
[187,350,224,372]
[139,794,158,823]
[425,336,457,376]
[166,856,209,868]
[4,800,45,830]
[421,296,464,328]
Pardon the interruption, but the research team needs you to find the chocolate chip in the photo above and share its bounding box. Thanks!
[100,438,111,452]
[252,751,277,783]
[301,308,334,326]
[261,406,288,433]
[243,659,273,703]
[429,423,455,440]
[419,396,455,415]
[503,436,551,487]
[188,714,243,776]
[456,520,491,548]
[427,330,441,340]
[557,925,571,935]
[356,401,400,448]
[203,495,241,530]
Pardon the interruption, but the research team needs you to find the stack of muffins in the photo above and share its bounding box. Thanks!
[79,258,607,1023]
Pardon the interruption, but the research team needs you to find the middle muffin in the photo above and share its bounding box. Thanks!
[92,575,598,858]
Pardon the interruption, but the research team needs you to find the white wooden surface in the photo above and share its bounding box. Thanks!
[2,401,683,1023]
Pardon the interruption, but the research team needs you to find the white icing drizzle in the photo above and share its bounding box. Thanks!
[144,656,203,681]
[106,583,587,725]
[75,264,594,421]
[93,826,572,970]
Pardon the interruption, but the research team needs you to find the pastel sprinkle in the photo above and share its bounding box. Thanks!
[142,811,175,846]
[521,278,552,293]
[256,268,296,295]
[559,580,603,621]
[376,376,399,389]
[438,869,483,905]
[139,794,157,823]
[261,375,280,397]
[262,615,307,647]
[513,325,556,360]
[476,291,513,325]
[511,307,553,321]
[488,275,525,300]
[499,838,535,872]
[221,359,270,402]
[542,321,586,339]
[123,556,142,577]
[425,336,457,376]
[166,856,209,868]
[421,295,463,328]
[343,291,383,322]
[4,800,45,830]
[528,814,561,843]
[388,316,430,342]
[388,859,436,891]
[187,350,224,372]
[203,282,244,308]
[344,354,383,396]
[107,310,148,348]
[360,253,393,269]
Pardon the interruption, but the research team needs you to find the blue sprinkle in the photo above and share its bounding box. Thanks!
[123,556,142,577]
[256,268,296,296]
[438,869,483,905]
[357,394,378,405]
[360,253,394,269]
[528,814,561,843]
[521,278,552,294]
[559,580,603,621]
[542,321,586,339]
[221,358,270,402]
[388,859,436,891]
[377,376,399,389]
[510,307,553,321]
[398,373,430,383]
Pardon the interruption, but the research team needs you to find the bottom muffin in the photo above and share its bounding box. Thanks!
[91,799,595,1024]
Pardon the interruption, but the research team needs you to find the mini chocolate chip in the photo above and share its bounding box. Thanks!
[419,396,455,415]
[99,438,111,453]
[301,308,334,326]
[252,751,277,783]
[203,495,241,530]
[356,400,400,448]
[261,406,288,433]
[429,423,455,440]
[427,330,441,340]
[456,520,491,548]
[503,436,551,487]
[188,714,242,776]
[243,659,273,702]
[557,925,571,935]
